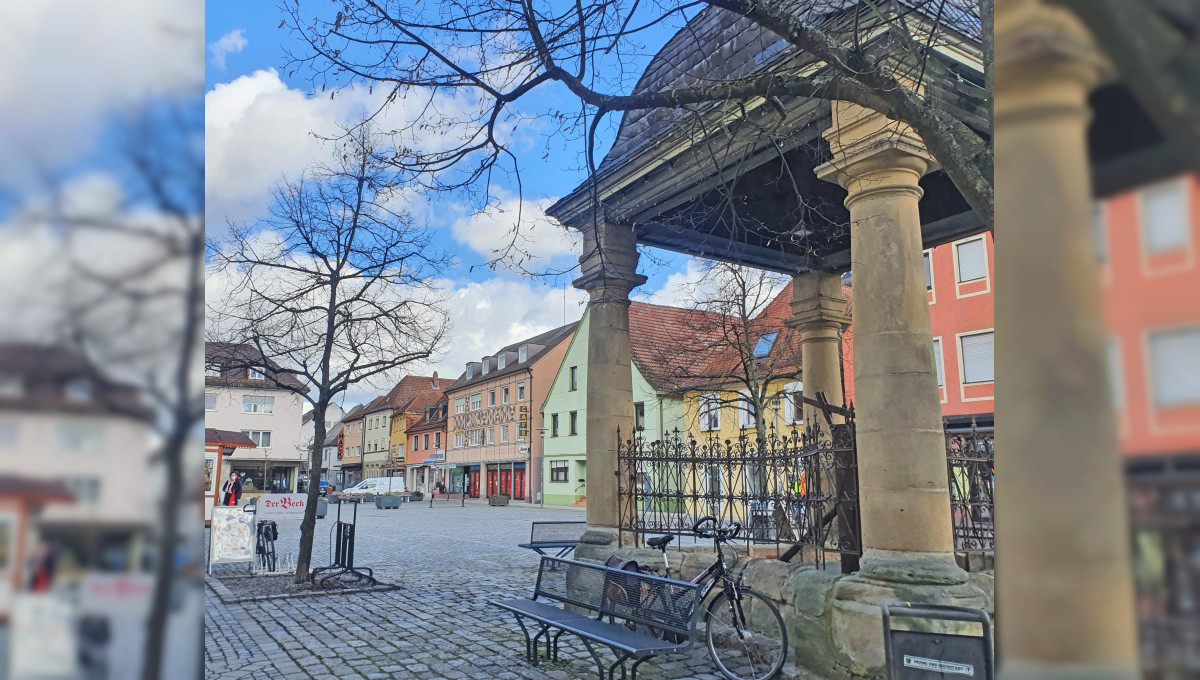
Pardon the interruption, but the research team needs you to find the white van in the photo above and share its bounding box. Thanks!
[340,477,406,499]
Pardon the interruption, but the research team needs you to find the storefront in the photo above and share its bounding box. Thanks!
[462,465,482,498]
[485,462,527,501]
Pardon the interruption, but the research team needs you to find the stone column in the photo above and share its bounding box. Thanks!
[787,270,851,425]
[813,103,984,676]
[816,102,957,565]
[995,2,1139,678]
[572,219,647,550]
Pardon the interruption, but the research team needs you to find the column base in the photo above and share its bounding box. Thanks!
[573,526,619,562]
[828,550,989,678]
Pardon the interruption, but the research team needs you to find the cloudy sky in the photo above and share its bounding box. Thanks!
[204,1,701,407]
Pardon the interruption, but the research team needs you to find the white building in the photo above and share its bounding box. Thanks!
[301,403,345,462]
[0,344,156,584]
[204,342,306,493]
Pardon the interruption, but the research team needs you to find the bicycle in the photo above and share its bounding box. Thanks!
[633,516,789,680]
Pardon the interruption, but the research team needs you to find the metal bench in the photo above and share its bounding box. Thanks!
[490,555,702,680]
[516,520,587,558]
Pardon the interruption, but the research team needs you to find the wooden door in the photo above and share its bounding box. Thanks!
[469,470,480,498]
[500,469,512,496]
[487,468,498,496]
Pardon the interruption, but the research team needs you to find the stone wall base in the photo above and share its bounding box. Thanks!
[575,543,993,679]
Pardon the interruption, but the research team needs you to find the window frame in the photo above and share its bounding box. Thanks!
[550,460,568,483]
[957,329,996,385]
[1139,177,1191,255]
[248,366,266,380]
[205,392,218,411]
[551,413,560,437]
[569,411,578,436]
[954,236,988,283]
[569,366,578,391]
[699,394,721,431]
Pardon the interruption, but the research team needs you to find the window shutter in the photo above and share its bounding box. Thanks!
[1142,181,1189,253]
[1150,328,1200,406]
[960,332,994,384]
[924,252,933,289]
[956,239,987,282]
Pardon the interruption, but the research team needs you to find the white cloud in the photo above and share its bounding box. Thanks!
[450,189,579,265]
[433,277,586,377]
[208,29,247,71]
[636,258,710,307]
[205,69,476,230]
[0,0,202,184]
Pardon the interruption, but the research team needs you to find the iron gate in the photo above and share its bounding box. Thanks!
[616,394,861,572]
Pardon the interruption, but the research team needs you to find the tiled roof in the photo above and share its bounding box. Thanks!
[628,302,731,392]
[373,375,456,414]
[0,475,74,502]
[631,282,852,392]
[446,322,577,393]
[204,342,306,391]
[342,403,366,422]
[0,343,154,421]
[406,392,448,433]
[323,420,344,447]
[602,1,979,175]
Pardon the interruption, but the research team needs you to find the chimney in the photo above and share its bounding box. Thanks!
[431,371,439,388]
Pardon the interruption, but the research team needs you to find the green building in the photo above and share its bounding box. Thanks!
[539,302,690,507]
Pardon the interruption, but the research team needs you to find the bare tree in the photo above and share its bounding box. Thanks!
[279,0,990,267]
[656,262,801,448]
[207,125,451,583]
[56,99,204,680]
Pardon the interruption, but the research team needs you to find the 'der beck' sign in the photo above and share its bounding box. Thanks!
[255,493,309,520]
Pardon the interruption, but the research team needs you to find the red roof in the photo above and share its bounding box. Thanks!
[631,282,852,392]
[0,475,74,503]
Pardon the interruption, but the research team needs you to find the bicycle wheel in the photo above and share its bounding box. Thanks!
[705,587,788,680]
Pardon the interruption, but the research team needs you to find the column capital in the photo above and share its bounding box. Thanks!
[572,219,647,302]
[994,0,1113,123]
[814,102,936,208]
[786,270,850,333]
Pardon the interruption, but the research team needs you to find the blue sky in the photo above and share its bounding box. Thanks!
[204,0,700,406]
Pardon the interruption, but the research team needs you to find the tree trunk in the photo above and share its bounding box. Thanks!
[140,427,185,680]
[294,402,328,583]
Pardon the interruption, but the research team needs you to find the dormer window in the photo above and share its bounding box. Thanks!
[248,366,266,380]
[518,346,528,363]
[497,354,506,369]
[205,363,221,377]
[753,331,779,359]
[482,358,490,375]
[65,379,92,402]
[466,364,474,379]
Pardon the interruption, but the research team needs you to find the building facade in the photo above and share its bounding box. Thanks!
[1098,173,1200,464]
[204,343,306,494]
[925,232,995,427]
[0,344,156,585]
[540,304,688,507]
[445,323,575,502]
[339,404,365,487]
[361,395,392,479]
[404,392,449,494]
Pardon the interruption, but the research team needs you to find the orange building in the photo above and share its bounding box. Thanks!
[1098,173,1200,464]
[925,232,995,427]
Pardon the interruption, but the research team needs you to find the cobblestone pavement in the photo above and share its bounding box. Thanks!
[206,500,804,680]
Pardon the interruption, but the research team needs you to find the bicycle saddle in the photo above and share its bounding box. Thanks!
[645,534,674,549]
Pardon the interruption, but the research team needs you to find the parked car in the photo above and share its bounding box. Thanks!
[319,479,329,497]
[339,477,406,500]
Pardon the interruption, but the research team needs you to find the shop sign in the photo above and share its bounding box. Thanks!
[255,493,308,520]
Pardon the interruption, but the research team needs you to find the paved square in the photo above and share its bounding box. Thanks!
[206,500,804,679]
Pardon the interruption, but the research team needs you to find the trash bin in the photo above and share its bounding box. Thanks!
[881,603,993,680]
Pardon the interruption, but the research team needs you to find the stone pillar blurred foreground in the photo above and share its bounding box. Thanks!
[994,1,1139,678]
[812,102,986,674]
[572,219,646,553]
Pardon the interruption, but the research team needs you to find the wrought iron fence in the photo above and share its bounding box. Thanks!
[945,422,995,566]
[616,397,861,572]
[1128,469,1200,678]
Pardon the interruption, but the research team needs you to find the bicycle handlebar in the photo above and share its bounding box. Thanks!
[691,516,741,542]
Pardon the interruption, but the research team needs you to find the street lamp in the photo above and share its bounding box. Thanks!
[536,427,548,508]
